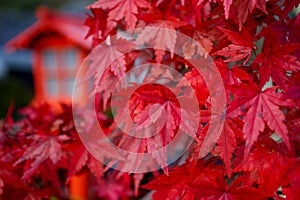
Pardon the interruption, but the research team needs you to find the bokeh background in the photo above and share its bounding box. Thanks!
[0,0,93,118]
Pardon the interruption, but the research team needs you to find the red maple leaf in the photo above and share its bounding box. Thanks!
[143,159,266,200]
[142,160,199,200]
[216,118,242,175]
[136,18,185,63]
[232,0,267,29]
[192,175,265,200]
[215,59,252,100]
[229,86,293,155]
[110,82,198,173]
[84,8,108,47]
[88,0,150,33]
[14,135,63,182]
[84,37,133,81]
[234,135,295,195]
[263,15,300,46]
[178,67,209,103]
[253,43,300,90]
[214,27,255,64]
[65,141,104,182]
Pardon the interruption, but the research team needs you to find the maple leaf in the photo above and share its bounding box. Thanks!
[14,135,63,181]
[192,175,265,200]
[145,100,196,173]
[233,0,267,29]
[135,98,197,144]
[216,118,242,175]
[84,8,108,47]
[111,134,152,173]
[234,135,295,195]
[68,110,127,170]
[65,141,104,182]
[15,135,62,166]
[144,159,265,200]
[214,27,254,64]
[110,82,198,173]
[253,43,300,90]
[215,59,252,102]
[83,38,136,111]
[88,0,150,32]
[179,18,217,56]
[229,86,292,155]
[136,19,185,63]
[263,15,300,46]
[261,15,300,60]
[193,30,214,54]
[142,161,199,200]
[178,67,209,103]
[84,37,130,82]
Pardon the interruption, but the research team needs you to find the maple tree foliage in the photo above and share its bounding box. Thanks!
[1,0,300,199]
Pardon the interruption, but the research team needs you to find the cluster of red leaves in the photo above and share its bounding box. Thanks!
[1,0,300,199]
[0,103,138,199]
[83,0,300,199]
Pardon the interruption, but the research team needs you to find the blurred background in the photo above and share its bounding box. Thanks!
[0,0,93,118]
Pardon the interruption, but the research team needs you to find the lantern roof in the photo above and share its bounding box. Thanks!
[5,6,91,52]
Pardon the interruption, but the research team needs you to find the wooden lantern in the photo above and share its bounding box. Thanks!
[6,6,91,104]
[6,6,92,199]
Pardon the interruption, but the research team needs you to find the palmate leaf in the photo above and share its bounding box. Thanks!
[234,0,267,29]
[110,81,198,174]
[136,18,185,63]
[15,136,62,169]
[84,37,131,83]
[142,160,198,200]
[214,27,254,64]
[216,118,242,175]
[88,0,150,32]
[230,85,293,155]
[234,135,295,195]
[84,8,108,46]
[65,142,104,182]
[254,43,300,90]
[12,134,65,192]
[143,159,265,200]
